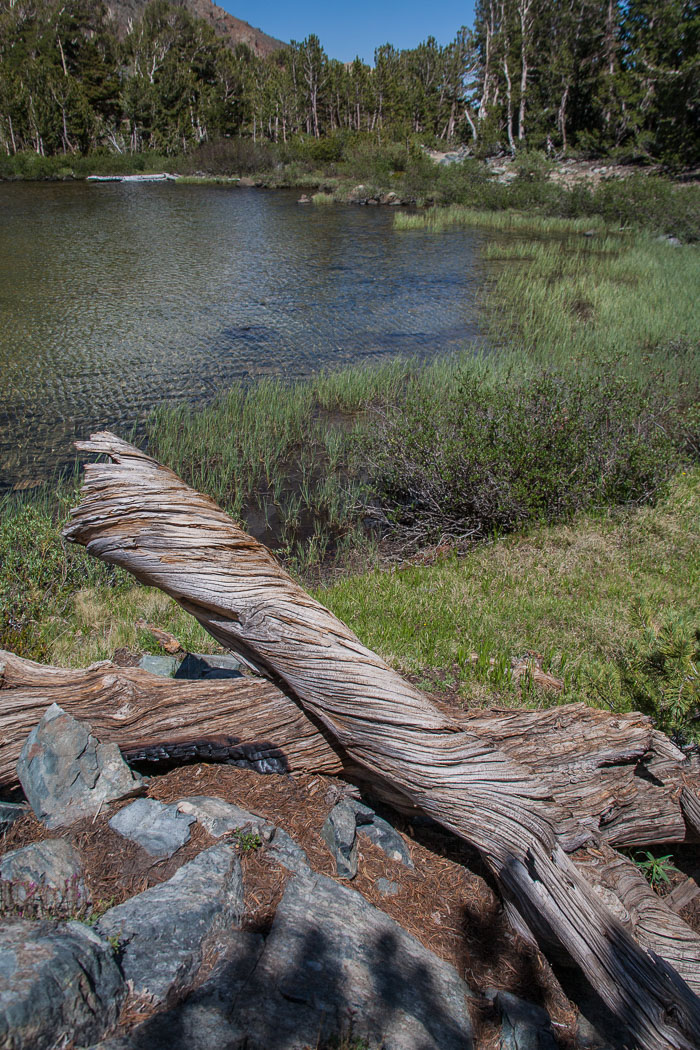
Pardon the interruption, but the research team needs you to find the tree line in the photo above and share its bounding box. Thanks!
[0,0,697,165]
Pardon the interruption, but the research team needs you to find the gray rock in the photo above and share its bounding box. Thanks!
[175,653,242,681]
[656,234,681,247]
[236,868,475,1049]
[97,843,243,1002]
[87,932,266,1050]
[0,801,29,834]
[109,797,195,857]
[486,989,558,1050]
[0,919,124,1049]
[175,795,273,841]
[267,826,310,875]
[376,877,399,897]
[0,838,89,916]
[17,704,144,829]
[321,799,358,879]
[347,799,414,868]
[138,654,180,677]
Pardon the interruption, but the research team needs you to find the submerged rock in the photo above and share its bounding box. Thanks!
[17,704,145,829]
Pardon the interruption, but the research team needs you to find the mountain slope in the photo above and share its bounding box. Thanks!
[105,0,285,57]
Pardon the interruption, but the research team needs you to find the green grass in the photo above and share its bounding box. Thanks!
[318,468,700,733]
[394,207,606,235]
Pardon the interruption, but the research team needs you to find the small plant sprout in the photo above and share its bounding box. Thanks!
[632,851,679,892]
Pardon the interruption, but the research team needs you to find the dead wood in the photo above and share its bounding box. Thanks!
[0,650,345,784]
[1,653,694,854]
[61,433,700,1050]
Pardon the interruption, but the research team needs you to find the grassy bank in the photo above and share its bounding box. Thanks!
[2,138,698,242]
[1,208,698,738]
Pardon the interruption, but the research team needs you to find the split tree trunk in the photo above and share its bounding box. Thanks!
[61,434,700,1050]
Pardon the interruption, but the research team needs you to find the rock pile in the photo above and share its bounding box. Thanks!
[0,697,610,1050]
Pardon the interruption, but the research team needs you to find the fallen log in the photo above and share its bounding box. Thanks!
[62,433,700,1050]
[1,651,695,853]
[0,650,345,783]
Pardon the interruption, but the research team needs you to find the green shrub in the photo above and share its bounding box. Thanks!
[621,604,700,744]
[367,364,683,543]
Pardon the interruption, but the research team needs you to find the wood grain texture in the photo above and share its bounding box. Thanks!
[63,433,700,1050]
[0,650,344,781]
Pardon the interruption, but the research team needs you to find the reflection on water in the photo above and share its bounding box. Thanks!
[0,182,485,490]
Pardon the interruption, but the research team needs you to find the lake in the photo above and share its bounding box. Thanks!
[0,181,485,492]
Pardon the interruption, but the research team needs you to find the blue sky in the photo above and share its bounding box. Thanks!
[219,1,477,65]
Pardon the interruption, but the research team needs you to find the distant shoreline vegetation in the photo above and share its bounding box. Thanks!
[0,0,697,169]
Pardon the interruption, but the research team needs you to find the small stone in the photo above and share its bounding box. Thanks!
[347,799,414,868]
[137,654,180,677]
[175,795,273,840]
[0,801,29,834]
[376,877,399,897]
[321,800,358,879]
[97,844,243,1002]
[0,919,124,1049]
[0,839,89,916]
[109,797,195,857]
[17,704,145,829]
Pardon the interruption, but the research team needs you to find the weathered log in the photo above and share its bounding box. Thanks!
[63,434,700,1050]
[0,650,345,783]
[1,651,695,854]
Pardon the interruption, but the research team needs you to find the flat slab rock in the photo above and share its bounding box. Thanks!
[0,838,89,915]
[96,843,243,1003]
[109,797,195,857]
[0,919,123,1050]
[105,864,475,1050]
[17,703,144,829]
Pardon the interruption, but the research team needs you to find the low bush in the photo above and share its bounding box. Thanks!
[367,363,684,543]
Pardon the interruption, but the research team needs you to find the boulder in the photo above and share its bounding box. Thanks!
[0,838,89,917]
[101,864,475,1050]
[0,919,123,1049]
[17,704,144,829]
[235,868,475,1049]
[486,989,558,1050]
[96,843,243,1003]
[109,797,195,858]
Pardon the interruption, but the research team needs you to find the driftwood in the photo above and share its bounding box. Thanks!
[59,433,700,1050]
